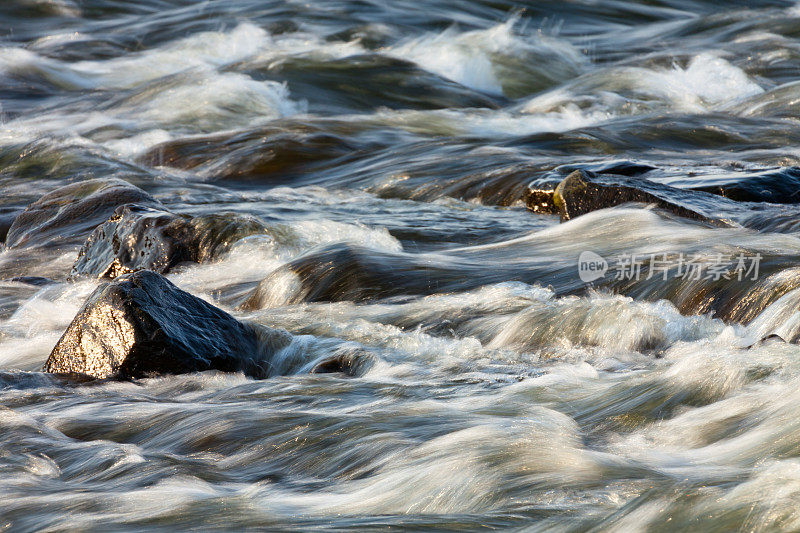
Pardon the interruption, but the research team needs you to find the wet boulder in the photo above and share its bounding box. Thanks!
[5,178,159,249]
[551,169,729,224]
[524,160,658,215]
[539,167,800,235]
[45,270,287,380]
[70,204,266,279]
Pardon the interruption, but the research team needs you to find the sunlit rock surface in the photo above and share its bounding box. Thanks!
[71,204,267,279]
[45,270,287,379]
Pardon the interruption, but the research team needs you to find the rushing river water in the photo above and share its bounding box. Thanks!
[5,0,800,530]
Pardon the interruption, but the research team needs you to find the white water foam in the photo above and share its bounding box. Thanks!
[0,23,268,90]
[367,52,762,138]
[522,53,763,116]
[0,280,97,371]
[387,18,586,97]
[169,217,401,298]
[0,23,346,155]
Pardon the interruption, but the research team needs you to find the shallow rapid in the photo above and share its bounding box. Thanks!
[4,0,800,530]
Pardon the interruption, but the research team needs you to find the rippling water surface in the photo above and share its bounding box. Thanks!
[5,0,800,530]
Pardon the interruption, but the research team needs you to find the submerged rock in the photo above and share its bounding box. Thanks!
[70,204,266,279]
[251,54,500,113]
[310,347,374,377]
[239,243,464,308]
[45,271,287,380]
[7,276,56,286]
[5,178,158,249]
[523,184,560,215]
[557,160,658,178]
[138,127,362,183]
[0,207,21,244]
[240,243,501,308]
[551,169,727,224]
[242,244,399,308]
[690,167,800,204]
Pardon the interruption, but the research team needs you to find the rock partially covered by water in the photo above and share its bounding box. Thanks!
[524,160,658,215]
[552,169,725,224]
[239,243,467,308]
[71,204,266,279]
[310,347,375,377]
[690,167,800,204]
[45,271,284,380]
[242,244,400,308]
[5,178,159,249]
[0,207,21,245]
[138,126,362,183]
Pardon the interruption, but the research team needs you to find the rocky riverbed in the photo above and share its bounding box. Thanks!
[4,0,800,530]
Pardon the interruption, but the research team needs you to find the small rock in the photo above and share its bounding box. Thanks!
[311,347,374,377]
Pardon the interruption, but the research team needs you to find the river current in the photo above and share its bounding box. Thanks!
[3,1,800,530]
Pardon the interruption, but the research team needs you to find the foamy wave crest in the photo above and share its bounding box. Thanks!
[0,72,303,156]
[0,23,268,90]
[522,52,764,118]
[368,104,612,138]
[367,52,762,137]
[169,217,401,298]
[387,18,586,97]
[473,293,721,353]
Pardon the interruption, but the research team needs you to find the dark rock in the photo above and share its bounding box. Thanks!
[240,243,488,308]
[0,207,22,244]
[524,160,657,215]
[70,204,266,279]
[552,169,730,224]
[242,244,399,308]
[523,185,560,214]
[45,271,288,380]
[5,178,158,249]
[7,276,56,286]
[138,126,362,183]
[310,347,374,377]
[690,167,800,204]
